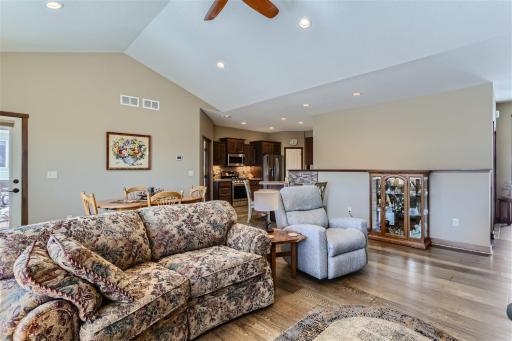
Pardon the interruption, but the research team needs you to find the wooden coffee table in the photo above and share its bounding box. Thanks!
[267,229,306,285]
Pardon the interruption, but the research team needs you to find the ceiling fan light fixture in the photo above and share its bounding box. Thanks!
[46,1,63,9]
[303,103,310,108]
[269,126,275,130]
[216,61,225,69]
[298,17,311,29]
[241,122,247,125]
[281,117,287,121]
[223,114,231,118]
[352,91,362,96]
[298,121,304,125]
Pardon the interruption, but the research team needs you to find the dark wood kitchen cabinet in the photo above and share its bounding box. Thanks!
[251,141,282,165]
[220,138,245,154]
[213,180,232,204]
[243,144,256,165]
[213,141,226,166]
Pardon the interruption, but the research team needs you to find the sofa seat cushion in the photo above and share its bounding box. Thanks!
[326,228,366,257]
[158,246,266,298]
[0,279,53,338]
[286,207,328,227]
[80,263,189,341]
[138,201,237,259]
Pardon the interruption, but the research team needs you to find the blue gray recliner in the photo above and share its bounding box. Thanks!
[275,186,368,279]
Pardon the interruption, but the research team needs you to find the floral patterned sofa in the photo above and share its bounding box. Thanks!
[0,201,274,340]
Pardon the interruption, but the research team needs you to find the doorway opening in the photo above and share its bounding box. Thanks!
[0,111,28,228]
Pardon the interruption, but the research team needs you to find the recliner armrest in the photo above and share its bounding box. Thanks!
[226,223,271,256]
[329,217,368,238]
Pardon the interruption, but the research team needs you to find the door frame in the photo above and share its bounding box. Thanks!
[284,147,304,177]
[0,111,28,225]
[202,136,212,201]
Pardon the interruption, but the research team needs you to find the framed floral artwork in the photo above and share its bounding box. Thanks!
[106,132,151,170]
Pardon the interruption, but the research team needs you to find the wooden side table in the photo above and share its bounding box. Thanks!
[267,229,306,285]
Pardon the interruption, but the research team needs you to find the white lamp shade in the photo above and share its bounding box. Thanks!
[253,190,280,212]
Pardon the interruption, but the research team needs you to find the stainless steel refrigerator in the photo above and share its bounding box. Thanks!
[263,154,282,181]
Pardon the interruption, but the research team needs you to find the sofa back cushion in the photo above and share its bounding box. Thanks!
[0,211,151,279]
[138,200,237,260]
[286,207,328,228]
[280,186,323,212]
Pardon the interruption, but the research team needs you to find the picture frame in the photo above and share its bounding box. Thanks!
[106,132,151,170]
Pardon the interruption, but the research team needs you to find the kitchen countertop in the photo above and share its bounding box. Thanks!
[213,178,263,182]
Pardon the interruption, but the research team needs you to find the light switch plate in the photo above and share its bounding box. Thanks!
[47,171,58,179]
[187,170,194,177]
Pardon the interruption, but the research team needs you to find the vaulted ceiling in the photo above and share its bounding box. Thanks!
[1,0,511,132]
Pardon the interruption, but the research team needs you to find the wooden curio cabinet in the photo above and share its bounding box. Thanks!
[369,171,431,249]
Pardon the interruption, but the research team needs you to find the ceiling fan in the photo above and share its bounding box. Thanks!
[204,0,279,21]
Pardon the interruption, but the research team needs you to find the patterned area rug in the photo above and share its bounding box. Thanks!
[275,305,457,341]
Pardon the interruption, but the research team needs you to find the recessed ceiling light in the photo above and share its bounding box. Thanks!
[281,117,287,121]
[352,92,362,96]
[223,114,231,118]
[241,122,247,125]
[269,126,275,130]
[298,121,304,125]
[216,61,225,69]
[46,1,63,9]
[298,17,311,29]
[303,103,310,108]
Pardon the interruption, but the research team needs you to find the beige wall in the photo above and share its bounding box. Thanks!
[214,126,268,142]
[314,84,494,170]
[200,111,214,199]
[313,84,495,252]
[0,53,211,223]
[496,101,512,193]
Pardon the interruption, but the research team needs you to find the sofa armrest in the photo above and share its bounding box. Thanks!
[329,217,368,238]
[226,223,271,256]
[14,300,80,341]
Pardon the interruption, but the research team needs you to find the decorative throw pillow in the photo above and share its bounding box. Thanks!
[47,233,133,303]
[13,242,102,321]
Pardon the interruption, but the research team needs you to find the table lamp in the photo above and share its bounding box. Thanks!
[253,189,279,232]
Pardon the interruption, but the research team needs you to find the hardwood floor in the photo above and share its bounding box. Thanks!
[199,206,512,340]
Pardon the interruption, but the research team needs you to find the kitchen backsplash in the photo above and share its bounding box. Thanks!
[213,165,262,179]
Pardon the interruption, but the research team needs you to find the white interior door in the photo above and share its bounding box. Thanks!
[285,148,303,179]
[0,116,22,228]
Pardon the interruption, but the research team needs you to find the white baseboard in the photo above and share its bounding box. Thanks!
[430,238,492,255]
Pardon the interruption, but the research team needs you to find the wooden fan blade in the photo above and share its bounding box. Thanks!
[204,0,228,21]
[242,0,279,19]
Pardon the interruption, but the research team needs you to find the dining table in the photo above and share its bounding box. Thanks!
[97,196,202,211]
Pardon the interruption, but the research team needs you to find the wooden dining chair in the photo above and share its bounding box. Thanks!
[80,192,98,215]
[190,185,207,202]
[123,186,148,201]
[147,191,182,207]
[314,182,328,201]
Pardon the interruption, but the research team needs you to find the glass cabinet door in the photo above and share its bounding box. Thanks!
[424,176,429,238]
[409,177,422,239]
[371,176,381,233]
[384,177,405,237]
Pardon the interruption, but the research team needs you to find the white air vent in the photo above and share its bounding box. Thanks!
[143,98,160,111]
[120,95,139,107]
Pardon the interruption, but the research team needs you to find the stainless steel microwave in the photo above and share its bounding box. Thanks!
[227,154,245,166]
